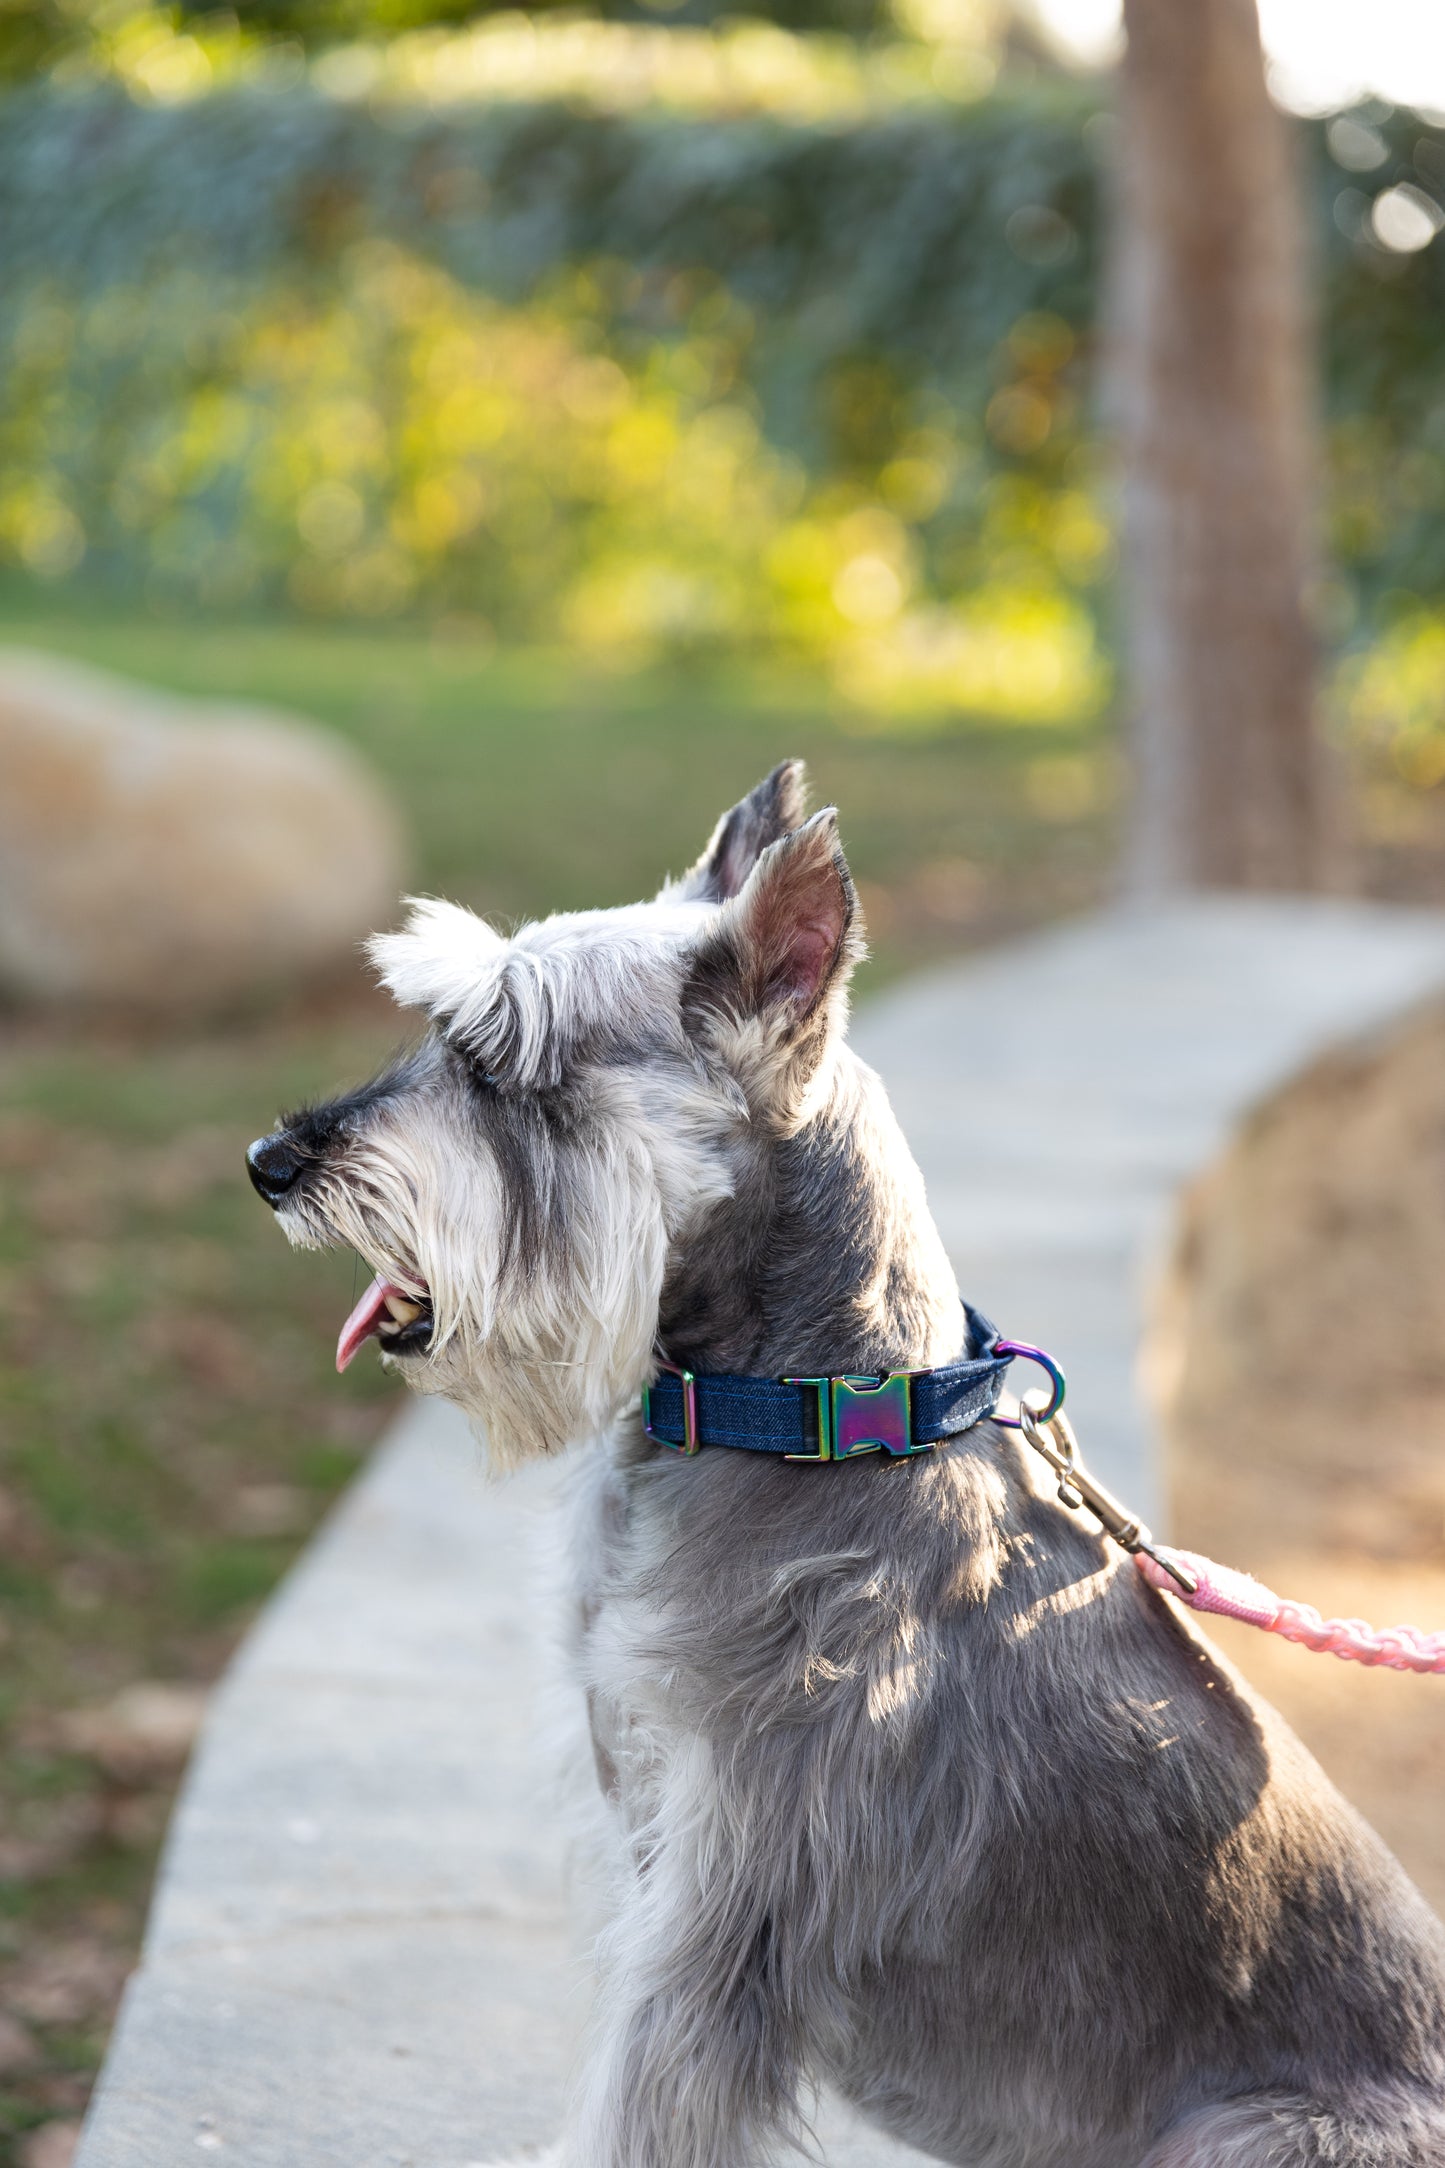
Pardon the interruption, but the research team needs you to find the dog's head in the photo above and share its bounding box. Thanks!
[246,763,863,1463]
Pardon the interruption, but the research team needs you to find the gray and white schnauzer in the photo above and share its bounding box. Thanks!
[248,764,1445,2168]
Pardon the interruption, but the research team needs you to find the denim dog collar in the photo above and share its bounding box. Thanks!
[641,1305,1052,1464]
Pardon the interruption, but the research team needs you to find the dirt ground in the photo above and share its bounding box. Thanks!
[1154,998,1445,1915]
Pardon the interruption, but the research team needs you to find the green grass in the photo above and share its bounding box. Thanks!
[0,606,1118,981]
[0,991,406,2158]
[0,602,1118,2159]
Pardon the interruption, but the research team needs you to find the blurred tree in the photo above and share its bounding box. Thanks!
[1112,0,1336,890]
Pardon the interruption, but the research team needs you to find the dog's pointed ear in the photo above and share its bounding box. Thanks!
[682,808,863,1109]
[666,760,808,904]
[368,897,508,1031]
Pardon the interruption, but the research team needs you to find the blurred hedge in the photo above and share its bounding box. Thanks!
[0,80,1101,449]
[0,76,1441,710]
[4,0,906,79]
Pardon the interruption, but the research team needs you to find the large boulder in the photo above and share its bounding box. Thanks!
[0,648,406,1013]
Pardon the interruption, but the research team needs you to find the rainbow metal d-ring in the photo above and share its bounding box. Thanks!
[991,1337,1066,1428]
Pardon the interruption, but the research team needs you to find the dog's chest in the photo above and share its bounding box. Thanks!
[565,1446,698,1827]
[567,1434,960,1833]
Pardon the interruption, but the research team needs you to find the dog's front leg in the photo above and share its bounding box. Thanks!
[562,1769,807,2168]
[473,1900,793,2168]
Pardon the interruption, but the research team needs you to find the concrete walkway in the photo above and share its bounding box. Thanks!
[74,897,1445,2168]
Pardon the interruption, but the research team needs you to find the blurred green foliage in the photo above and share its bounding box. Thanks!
[1,0,917,84]
[0,68,1112,720]
[0,38,1442,741]
[178,0,904,40]
[0,239,1109,718]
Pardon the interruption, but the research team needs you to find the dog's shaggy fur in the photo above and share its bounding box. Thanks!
[252,765,1445,2167]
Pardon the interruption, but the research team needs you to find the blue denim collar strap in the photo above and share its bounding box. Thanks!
[641,1303,1017,1464]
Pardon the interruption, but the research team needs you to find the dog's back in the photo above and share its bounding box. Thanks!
[581,1420,1445,2167]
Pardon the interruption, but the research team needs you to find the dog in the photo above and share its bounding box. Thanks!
[248,764,1445,2167]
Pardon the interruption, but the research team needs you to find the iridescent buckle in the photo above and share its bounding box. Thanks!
[781,1371,927,1463]
[641,1360,700,1455]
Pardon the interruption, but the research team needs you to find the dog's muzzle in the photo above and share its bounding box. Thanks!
[246,1129,435,1369]
[246,1131,306,1209]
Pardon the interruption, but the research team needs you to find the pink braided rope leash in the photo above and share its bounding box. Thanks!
[1135,1550,1445,1675]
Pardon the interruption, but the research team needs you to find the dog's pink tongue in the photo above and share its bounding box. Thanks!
[336,1276,398,1374]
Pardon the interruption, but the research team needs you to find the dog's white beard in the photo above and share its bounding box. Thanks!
[440,1133,670,1470]
[308,1101,671,1470]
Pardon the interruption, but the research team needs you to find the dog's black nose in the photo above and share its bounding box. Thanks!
[247,1132,305,1208]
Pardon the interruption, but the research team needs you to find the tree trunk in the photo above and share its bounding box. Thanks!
[1112,0,1334,892]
